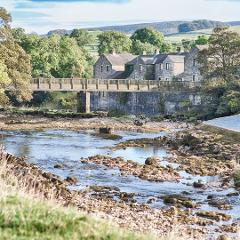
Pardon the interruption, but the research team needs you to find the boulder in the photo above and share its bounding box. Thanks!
[145,157,160,166]
[99,127,112,134]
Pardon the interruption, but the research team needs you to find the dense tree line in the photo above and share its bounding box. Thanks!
[178,20,227,33]
[198,27,240,118]
[12,28,95,79]
[0,7,32,105]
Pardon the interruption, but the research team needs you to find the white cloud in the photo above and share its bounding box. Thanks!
[1,0,240,34]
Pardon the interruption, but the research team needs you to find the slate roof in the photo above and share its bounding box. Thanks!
[126,53,185,65]
[104,53,136,66]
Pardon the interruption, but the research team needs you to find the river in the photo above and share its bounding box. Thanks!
[0,128,239,224]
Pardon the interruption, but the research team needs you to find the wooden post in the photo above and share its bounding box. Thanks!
[117,79,119,90]
[96,79,99,90]
[127,79,130,90]
[70,78,73,90]
[148,80,150,90]
[37,78,40,89]
[138,80,140,90]
[77,91,91,113]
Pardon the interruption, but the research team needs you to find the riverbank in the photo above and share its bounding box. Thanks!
[0,111,240,239]
[0,111,189,132]
[0,152,154,240]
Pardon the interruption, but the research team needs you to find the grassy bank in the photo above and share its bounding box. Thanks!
[0,158,153,240]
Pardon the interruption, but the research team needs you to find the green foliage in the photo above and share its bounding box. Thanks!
[13,29,94,79]
[0,193,149,240]
[98,31,132,54]
[131,40,156,55]
[70,29,94,47]
[0,8,32,104]
[131,27,171,53]
[194,35,208,45]
[198,27,240,82]
[0,61,10,105]
[197,27,240,118]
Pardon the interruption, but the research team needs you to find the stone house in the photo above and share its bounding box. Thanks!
[94,45,205,82]
[93,52,136,79]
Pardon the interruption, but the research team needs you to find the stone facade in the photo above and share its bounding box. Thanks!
[90,91,202,116]
[94,53,136,79]
[94,45,205,82]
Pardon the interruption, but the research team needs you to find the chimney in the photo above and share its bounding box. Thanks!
[142,51,147,55]
[109,49,116,55]
[155,49,160,55]
[177,46,185,53]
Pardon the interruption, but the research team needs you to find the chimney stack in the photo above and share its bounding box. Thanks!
[110,49,116,55]
[155,49,160,55]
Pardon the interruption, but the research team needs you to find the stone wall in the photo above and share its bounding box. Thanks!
[89,91,201,116]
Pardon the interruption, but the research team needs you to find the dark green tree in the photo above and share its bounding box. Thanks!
[131,27,171,53]
[70,29,94,47]
[98,31,132,54]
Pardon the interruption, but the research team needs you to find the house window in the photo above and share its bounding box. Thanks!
[193,75,196,82]
[139,64,143,72]
[166,63,170,70]
[106,65,110,72]
[159,64,162,70]
[100,65,103,73]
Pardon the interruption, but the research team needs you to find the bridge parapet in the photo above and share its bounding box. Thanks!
[31,78,202,92]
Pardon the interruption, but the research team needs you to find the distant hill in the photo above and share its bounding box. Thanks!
[178,20,228,33]
[46,19,240,37]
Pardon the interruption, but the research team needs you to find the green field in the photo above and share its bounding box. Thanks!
[166,25,240,43]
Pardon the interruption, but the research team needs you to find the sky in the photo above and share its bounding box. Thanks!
[0,0,240,34]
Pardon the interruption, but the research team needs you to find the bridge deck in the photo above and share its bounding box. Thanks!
[31,78,201,92]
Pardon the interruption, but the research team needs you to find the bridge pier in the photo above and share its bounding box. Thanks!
[77,91,91,113]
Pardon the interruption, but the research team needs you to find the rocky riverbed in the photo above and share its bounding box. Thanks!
[0,114,239,239]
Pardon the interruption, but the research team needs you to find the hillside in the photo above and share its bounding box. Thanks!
[166,25,240,43]
[47,19,236,36]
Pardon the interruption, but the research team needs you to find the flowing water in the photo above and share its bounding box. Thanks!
[0,129,239,222]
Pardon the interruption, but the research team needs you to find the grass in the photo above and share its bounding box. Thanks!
[0,155,154,240]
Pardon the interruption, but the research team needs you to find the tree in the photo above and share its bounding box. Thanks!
[131,27,171,53]
[194,35,208,46]
[0,7,32,104]
[70,29,94,47]
[197,27,240,118]
[0,61,10,105]
[98,31,132,54]
[131,40,156,55]
[198,27,240,83]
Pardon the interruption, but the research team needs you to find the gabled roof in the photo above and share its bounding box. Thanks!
[104,53,136,66]
[127,53,185,65]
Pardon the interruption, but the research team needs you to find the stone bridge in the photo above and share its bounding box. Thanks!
[31,78,202,113]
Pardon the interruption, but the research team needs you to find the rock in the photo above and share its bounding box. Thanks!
[65,176,78,185]
[196,211,231,222]
[99,127,112,134]
[193,180,205,188]
[217,235,232,240]
[226,192,239,197]
[145,157,160,166]
[147,197,157,204]
[54,164,64,169]
[162,194,198,208]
